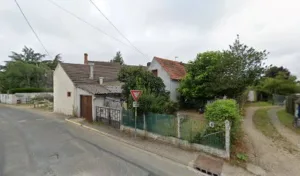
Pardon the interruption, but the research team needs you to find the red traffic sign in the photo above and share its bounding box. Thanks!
[130,90,142,101]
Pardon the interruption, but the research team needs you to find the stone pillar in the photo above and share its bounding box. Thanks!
[225,120,231,159]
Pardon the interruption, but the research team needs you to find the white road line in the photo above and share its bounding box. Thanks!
[18,120,26,123]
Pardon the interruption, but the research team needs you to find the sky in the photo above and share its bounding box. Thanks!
[1,0,300,77]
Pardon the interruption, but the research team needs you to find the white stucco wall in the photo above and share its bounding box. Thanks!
[53,64,75,115]
[148,59,179,102]
[170,80,180,102]
[0,94,16,104]
[148,59,171,91]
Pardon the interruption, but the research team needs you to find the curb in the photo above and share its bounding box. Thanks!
[65,118,204,175]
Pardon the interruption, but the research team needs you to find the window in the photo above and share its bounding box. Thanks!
[67,92,71,97]
[152,69,158,77]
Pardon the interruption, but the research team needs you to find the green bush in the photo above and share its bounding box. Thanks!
[204,99,241,143]
[9,88,53,94]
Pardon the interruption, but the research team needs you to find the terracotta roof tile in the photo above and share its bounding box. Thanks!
[154,57,186,80]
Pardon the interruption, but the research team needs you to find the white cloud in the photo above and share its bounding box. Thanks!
[0,0,299,77]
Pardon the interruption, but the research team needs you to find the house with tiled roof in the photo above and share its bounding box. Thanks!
[148,57,186,101]
[53,53,123,122]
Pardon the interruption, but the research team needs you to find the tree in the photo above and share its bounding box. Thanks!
[112,51,124,65]
[265,66,290,79]
[257,72,298,95]
[42,54,62,70]
[0,46,61,92]
[179,35,268,102]
[118,66,177,114]
[8,46,45,64]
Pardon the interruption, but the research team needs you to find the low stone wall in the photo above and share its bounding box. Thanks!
[120,125,230,159]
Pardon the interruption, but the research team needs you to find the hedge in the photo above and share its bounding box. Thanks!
[9,88,53,94]
[204,99,241,143]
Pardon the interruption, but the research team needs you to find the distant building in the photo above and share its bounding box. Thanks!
[148,57,186,102]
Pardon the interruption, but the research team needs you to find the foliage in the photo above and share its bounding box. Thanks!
[9,88,53,94]
[265,66,290,79]
[179,35,267,101]
[118,66,177,114]
[118,66,167,99]
[204,99,241,142]
[257,73,298,95]
[0,46,61,93]
[236,153,248,162]
[111,51,124,65]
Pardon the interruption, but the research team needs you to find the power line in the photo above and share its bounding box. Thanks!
[46,0,138,51]
[88,0,149,59]
[14,0,51,57]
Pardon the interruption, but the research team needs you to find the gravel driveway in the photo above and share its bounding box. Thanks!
[243,107,300,176]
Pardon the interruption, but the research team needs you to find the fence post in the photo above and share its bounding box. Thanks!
[177,113,181,139]
[143,113,146,130]
[225,120,231,159]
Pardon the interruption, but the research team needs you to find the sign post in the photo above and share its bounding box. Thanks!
[130,90,142,138]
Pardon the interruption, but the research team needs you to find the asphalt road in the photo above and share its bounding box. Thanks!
[0,106,202,176]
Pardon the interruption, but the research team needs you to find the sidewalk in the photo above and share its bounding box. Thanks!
[66,118,254,176]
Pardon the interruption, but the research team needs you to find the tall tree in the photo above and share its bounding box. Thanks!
[112,51,124,65]
[265,66,290,79]
[179,35,268,101]
[0,46,61,92]
[8,46,45,64]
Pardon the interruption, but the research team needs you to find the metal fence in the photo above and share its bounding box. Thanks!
[122,109,227,149]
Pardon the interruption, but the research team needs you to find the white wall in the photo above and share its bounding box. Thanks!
[53,64,75,115]
[0,94,16,104]
[248,90,257,102]
[148,59,171,91]
[148,59,179,102]
[170,80,180,102]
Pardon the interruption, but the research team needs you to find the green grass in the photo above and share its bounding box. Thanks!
[253,108,281,139]
[180,118,206,141]
[277,109,300,134]
[246,101,272,107]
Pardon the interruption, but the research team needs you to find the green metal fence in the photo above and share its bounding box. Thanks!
[198,131,225,149]
[180,117,206,142]
[122,109,144,130]
[122,109,226,149]
[146,113,177,137]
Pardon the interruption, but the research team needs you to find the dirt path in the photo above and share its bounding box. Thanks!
[243,107,300,176]
[268,108,300,149]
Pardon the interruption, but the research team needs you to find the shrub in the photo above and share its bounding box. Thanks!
[204,99,241,143]
[31,94,54,102]
[9,88,53,94]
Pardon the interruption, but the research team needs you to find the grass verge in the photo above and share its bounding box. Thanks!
[253,108,282,139]
[246,101,272,107]
[277,109,300,134]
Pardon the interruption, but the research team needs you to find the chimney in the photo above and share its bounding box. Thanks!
[84,53,88,64]
[147,62,151,67]
[89,63,94,79]
[99,77,104,85]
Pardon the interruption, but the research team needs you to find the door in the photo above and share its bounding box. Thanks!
[80,95,93,122]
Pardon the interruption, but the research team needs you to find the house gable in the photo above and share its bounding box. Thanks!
[53,63,75,115]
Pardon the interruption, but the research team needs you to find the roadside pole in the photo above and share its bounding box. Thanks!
[135,104,137,138]
[130,90,142,138]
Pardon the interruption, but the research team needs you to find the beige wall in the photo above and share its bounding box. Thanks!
[53,64,75,115]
